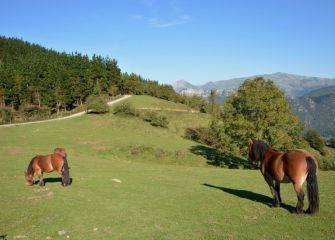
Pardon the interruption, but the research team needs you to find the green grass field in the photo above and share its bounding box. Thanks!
[1,95,334,239]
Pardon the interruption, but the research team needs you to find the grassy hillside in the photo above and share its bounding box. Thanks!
[122,95,211,137]
[0,95,334,239]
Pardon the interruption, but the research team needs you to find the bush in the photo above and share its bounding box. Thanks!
[0,107,13,124]
[185,127,215,146]
[318,157,335,170]
[138,111,169,128]
[86,95,109,114]
[21,105,49,120]
[149,112,169,128]
[113,102,136,115]
[304,129,325,155]
[326,138,335,148]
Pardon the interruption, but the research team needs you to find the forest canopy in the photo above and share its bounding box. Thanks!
[0,36,207,123]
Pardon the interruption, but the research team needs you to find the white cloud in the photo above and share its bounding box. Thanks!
[133,14,191,28]
[132,14,145,20]
[148,15,191,28]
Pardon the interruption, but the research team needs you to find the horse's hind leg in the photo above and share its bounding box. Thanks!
[275,183,282,205]
[57,168,68,186]
[270,183,281,207]
[61,170,67,186]
[294,183,304,214]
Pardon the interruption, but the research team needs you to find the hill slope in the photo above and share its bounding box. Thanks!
[0,95,335,239]
[290,86,335,136]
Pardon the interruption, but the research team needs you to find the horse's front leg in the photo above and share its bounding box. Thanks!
[38,173,45,186]
[35,169,45,186]
[275,183,282,205]
[265,176,281,207]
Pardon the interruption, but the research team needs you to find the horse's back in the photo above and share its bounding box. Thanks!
[282,149,316,183]
[33,154,64,173]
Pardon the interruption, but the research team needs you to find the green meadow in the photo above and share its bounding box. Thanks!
[0,95,334,239]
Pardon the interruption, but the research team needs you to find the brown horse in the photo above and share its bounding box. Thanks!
[247,138,319,214]
[25,148,71,186]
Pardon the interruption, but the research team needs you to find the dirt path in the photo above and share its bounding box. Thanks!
[0,95,132,128]
[136,107,199,113]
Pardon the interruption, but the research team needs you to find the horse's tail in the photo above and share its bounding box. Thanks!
[306,156,319,214]
[62,156,71,186]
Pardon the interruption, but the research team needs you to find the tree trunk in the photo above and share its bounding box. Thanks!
[37,93,41,109]
[56,101,61,116]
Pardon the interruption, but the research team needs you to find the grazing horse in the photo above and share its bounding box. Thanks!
[247,138,319,214]
[25,148,71,186]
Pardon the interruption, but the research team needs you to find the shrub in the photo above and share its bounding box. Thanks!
[149,112,169,128]
[113,102,136,115]
[138,111,169,128]
[318,157,335,170]
[185,127,215,146]
[141,111,156,122]
[304,129,325,155]
[21,105,49,120]
[86,95,109,114]
[326,138,335,148]
[0,107,13,124]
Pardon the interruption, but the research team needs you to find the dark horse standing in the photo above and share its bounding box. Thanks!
[247,138,319,214]
[25,148,71,186]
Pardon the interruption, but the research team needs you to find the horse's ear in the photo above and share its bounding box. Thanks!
[248,138,254,146]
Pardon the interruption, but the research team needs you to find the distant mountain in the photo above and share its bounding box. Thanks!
[290,86,335,136]
[173,73,335,136]
[173,80,198,93]
[173,72,335,99]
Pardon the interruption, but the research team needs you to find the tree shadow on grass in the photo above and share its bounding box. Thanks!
[190,145,253,169]
[202,183,295,213]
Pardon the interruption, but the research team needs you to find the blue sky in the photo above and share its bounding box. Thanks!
[1,0,334,85]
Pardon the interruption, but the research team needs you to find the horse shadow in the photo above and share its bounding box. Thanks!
[202,183,295,213]
[0,234,7,240]
[34,177,73,185]
[190,145,254,169]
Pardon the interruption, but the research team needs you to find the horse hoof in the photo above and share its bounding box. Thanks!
[294,209,303,214]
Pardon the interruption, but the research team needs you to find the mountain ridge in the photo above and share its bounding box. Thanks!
[173,72,335,98]
[173,73,335,136]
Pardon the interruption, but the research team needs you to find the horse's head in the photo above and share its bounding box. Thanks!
[247,138,258,167]
[247,138,269,168]
[24,171,34,185]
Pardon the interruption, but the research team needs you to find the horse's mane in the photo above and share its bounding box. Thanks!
[252,140,270,161]
[27,159,34,175]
